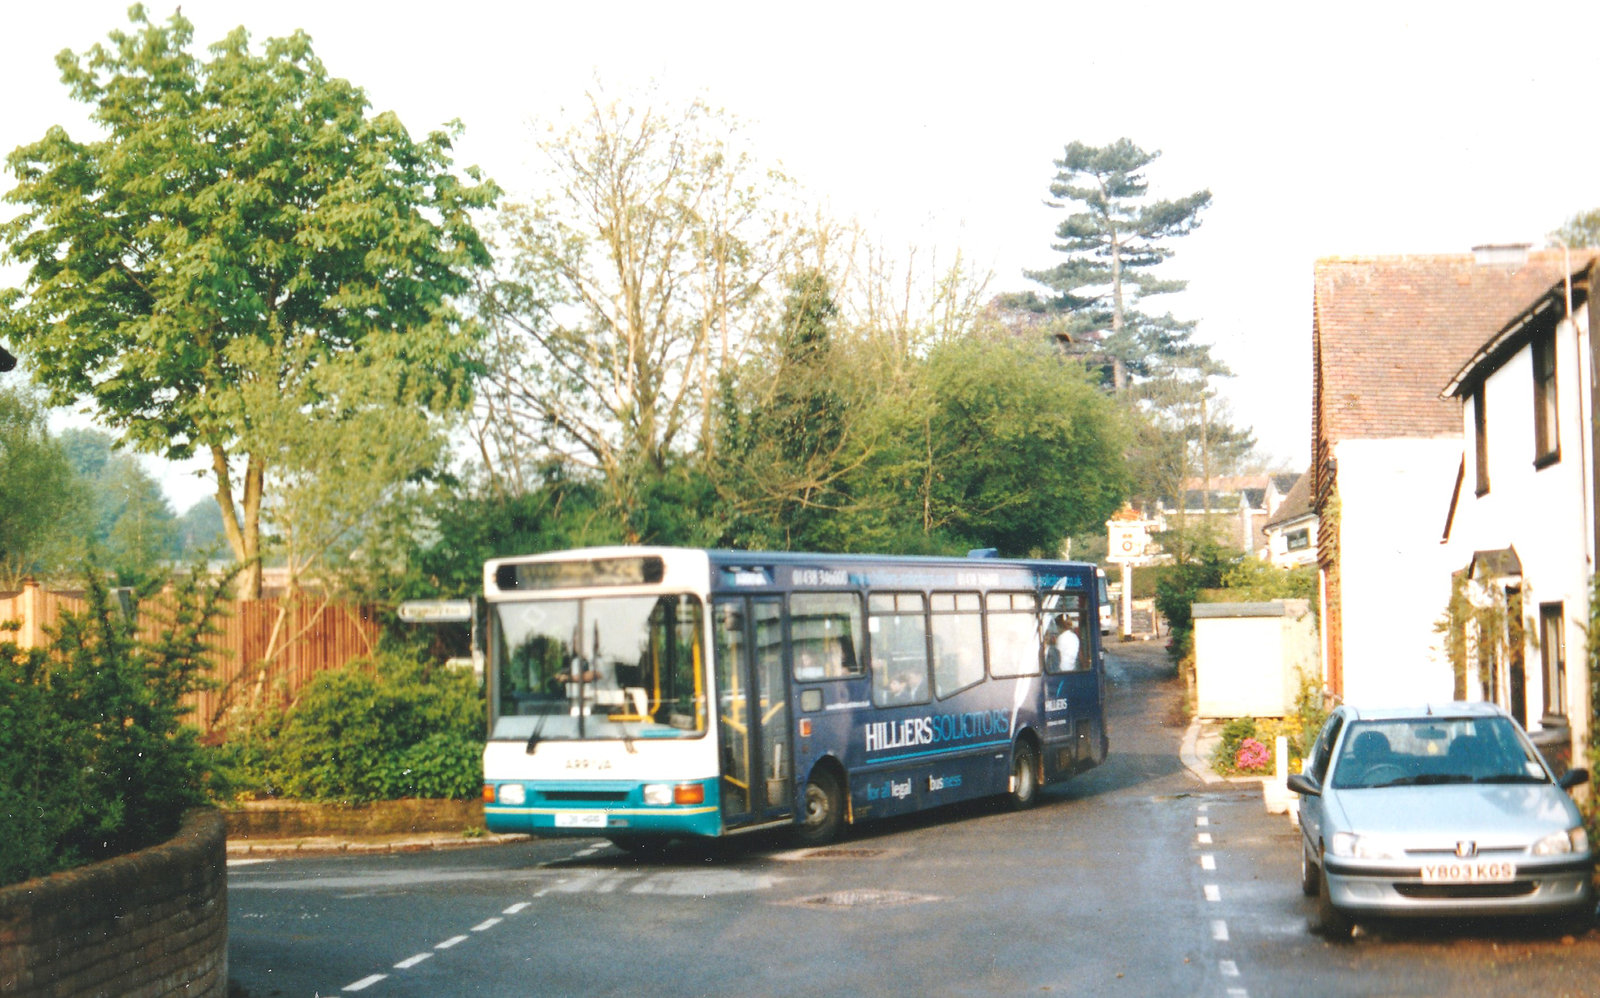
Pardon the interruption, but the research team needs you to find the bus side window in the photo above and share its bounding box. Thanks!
[790,593,865,680]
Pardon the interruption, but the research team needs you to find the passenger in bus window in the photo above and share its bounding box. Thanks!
[796,646,825,681]
[1045,614,1081,673]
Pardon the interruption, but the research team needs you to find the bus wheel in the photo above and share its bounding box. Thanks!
[1009,742,1039,810]
[796,770,843,846]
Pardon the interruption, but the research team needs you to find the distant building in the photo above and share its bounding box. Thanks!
[1157,473,1300,555]
[1311,246,1590,707]
[1261,470,1316,569]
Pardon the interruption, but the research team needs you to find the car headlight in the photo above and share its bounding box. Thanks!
[1329,832,1398,860]
[497,783,527,806]
[1533,827,1588,856]
[643,783,673,805]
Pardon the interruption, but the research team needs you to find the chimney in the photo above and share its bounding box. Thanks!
[1472,243,1531,267]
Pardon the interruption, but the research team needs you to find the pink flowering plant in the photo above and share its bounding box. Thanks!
[1234,737,1271,773]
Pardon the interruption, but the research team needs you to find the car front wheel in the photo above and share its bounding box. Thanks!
[1299,838,1320,897]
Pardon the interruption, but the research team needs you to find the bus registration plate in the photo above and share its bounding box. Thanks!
[555,812,607,829]
[1420,860,1516,883]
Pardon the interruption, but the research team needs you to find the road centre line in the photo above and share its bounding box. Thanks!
[335,899,536,995]
[343,974,387,992]
[1220,960,1239,977]
[1196,815,1210,827]
[1197,832,1213,844]
[1211,919,1229,941]
[1204,884,1221,902]
[1201,854,1216,871]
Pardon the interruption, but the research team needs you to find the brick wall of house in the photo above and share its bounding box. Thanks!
[0,809,227,997]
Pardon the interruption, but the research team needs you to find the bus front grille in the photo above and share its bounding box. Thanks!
[542,790,630,803]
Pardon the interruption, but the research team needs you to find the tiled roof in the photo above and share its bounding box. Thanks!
[1263,469,1314,530]
[1313,250,1592,441]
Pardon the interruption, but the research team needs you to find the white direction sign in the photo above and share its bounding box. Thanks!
[397,599,474,623]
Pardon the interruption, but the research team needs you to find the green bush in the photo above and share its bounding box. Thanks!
[268,652,484,803]
[0,569,222,886]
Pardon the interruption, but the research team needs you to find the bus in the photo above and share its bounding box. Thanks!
[481,546,1108,848]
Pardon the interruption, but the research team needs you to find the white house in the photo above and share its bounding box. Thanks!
[1311,247,1588,709]
[1440,257,1598,771]
[1260,470,1316,568]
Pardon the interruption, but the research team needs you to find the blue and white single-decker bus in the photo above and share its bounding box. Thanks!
[481,546,1108,848]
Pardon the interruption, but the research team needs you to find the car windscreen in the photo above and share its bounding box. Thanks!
[1328,716,1547,790]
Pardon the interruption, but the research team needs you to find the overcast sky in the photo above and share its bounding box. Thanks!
[6,1,1600,511]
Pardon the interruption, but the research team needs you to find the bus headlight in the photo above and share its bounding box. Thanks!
[497,783,527,806]
[643,784,673,805]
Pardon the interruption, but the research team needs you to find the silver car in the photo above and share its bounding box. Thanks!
[1288,702,1593,937]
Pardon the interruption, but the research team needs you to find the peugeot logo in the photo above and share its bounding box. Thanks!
[1455,840,1478,858]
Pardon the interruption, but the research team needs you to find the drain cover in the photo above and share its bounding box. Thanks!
[787,889,940,909]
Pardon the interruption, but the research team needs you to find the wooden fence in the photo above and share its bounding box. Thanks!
[0,580,382,737]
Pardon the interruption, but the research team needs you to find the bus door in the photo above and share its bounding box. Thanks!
[712,597,794,828]
[1041,597,1103,780]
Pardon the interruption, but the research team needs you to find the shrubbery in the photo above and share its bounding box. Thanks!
[0,570,221,886]
[213,652,484,804]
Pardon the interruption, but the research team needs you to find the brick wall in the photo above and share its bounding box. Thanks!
[0,809,227,997]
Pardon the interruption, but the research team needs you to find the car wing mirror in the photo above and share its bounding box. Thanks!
[1557,768,1589,791]
[1286,772,1321,797]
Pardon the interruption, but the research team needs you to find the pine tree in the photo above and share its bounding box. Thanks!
[1008,139,1211,391]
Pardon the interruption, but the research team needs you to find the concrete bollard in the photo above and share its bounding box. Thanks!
[1262,734,1295,817]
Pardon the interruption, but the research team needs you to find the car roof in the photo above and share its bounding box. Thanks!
[1340,701,1508,722]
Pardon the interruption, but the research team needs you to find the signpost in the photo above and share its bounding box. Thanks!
[397,599,474,623]
[398,599,482,681]
[1106,517,1156,639]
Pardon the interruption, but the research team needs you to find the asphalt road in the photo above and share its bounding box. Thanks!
[227,642,1600,997]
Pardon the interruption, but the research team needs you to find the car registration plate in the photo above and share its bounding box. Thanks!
[1420,860,1516,883]
[554,812,608,829]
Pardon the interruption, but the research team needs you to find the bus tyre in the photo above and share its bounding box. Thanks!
[797,770,843,846]
[1009,742,1039,810]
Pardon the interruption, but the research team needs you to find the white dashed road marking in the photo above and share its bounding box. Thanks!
[343,973,387,992]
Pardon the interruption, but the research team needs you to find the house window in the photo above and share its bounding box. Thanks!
[1286,528,1310,552]
[1472,387,1489,496]
[1539,602,1566,718]
[1532,328,1560,467]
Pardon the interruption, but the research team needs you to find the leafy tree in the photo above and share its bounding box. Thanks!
[899,334,1129,554]
[60,428,179,586]
[0,7,496,597]
[1553,208,1600,249]
[1124,345,1255,517]
[1007,139,1211,391]
[0,385,89,585]
[393,469,624,600]
[473,88,799,532]
[177,499,226,559]
[714,269,860,548]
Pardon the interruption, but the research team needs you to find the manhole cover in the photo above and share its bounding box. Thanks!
[786,889,940,909]
[771,846,897,862]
